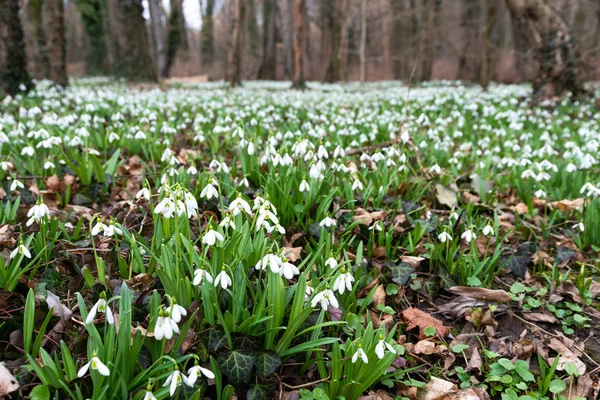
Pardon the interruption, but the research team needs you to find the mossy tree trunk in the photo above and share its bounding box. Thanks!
[0,0,33,95]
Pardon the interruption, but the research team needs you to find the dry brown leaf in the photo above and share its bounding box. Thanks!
[440,389,483,400]
[466,348,482,373]
[522,312,559,324]
[401,307,451,339]
[510,203,529,214]
[435,184,458,208]
[372,285,386,308]
[447,287,511,303]
[281,246,302,262]
[548,198,585,212]
[401,255,425,268]
[418,377,457,400]
[0,363,19,397]
[0,225,14,247]
[413,340,445,355]
[358,390,394,400]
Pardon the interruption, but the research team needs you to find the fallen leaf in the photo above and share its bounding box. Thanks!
[466,348,482,373]
[510,203,529,214]
[548,198,585,212]
[418,377,457,400]
[441,389,483,400]
[401,255,425,268]
[358,390,394,400]
[447,287,510,303]
[522,312,559,324]
[435,184,457,208]
[281,246,302,262]
[0,363,19,396]
[372,285,386,308]
[413,340,445,355]
[401,307,451,340]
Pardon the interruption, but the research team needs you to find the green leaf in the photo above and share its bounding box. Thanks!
[498,358,515,370]
[564,362,579,377]
[313,388,330,400]
[423,326,436,337]
[207,326,227,351]
[247,384,274,400]
[451,344,470,353]
[549,379,566,394]
[255,351,281,377]
[387,262,414,285]
[514,360,534,382]
[30,385,50,400]
[217,350,256,385]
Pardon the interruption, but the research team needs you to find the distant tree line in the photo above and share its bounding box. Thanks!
[1,0,599,98]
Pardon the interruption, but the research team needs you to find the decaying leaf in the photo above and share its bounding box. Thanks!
[0,363,19,396]
[401,307,451,339]
[447,287,510,303]
[281,246,302,262]
[352,207,388,226]
[418,377,457,400]
[548,198,585,212]
[522,311,559,324]
[435,184,458,208]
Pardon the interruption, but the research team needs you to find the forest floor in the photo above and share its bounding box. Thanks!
[0,79,598,400]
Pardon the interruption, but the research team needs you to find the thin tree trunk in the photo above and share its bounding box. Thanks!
[292,0,305,88]
[164,0,187,76]
[148,0,166,79]
[504,0,586,98]
[419,0,436,81]
[227,0,245,86]
[0,0,32,95]
[458,0,480,80]
[321,0,342,82]
[27,0,50,78]
[257,0,278,80]
[47,0,68,86]
[117,0,156,81]
[480,0,497,90]
[200,0,215,68]
[359,0,366,90]
[390,0,404,80]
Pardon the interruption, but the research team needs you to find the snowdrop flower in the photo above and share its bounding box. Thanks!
[375,335,397,359]
[352,177,363,191]
[279,258,300,280]
[202,228,224,247]
[299,179,310,193]
[0,161,13,171]
[187,361,215,385]
[10,241,31,259]
[482,224,494,236]
[103,222,123,237]
[187,165,198,175]
[305,283,314,300]
[438,231,453,243]
[193,268,213,285]
[154,308,179,340]
[26,201,50,226]
[134,131,146,140]
[167,297,187,323]
[155,196,176,218]
[91,222,107,236]
[534,189,546,198]
[319,215,337,228]
[142,386,157,400]
[200,179,219,200]
[10,179,24,192]
[429,164,441,174]
[214,268,232,290]
[85,292,114,325]
[21,146,35,157]
[573,222,585,232]
[136,187,151,201]
[163,367,191,397]
[325,256,338,269]
[352,344,368,364]
[461,228,476,243]
[108,132,120,143]
[220,213,236,230]
[229,195,252,216]
[266,223,286,234]
[449,211,459,221]
[369,222,383,232]
[333,268,354,294]
[311,289,339,309]
[77,352,110,377]
[566,163,578,173]
[255,253,282,273]
[43,161,55,170]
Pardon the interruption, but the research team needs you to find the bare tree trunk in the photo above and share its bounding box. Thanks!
[359,0,366,90]
[148,0,166,79]
[0,0,32,95]
[27,0,50,78]
[390,0,404,80]
[480,0,497,90]
[292,0,305,88]
[246,0,260,76]
[200,0,215,68]
[458,0,481,80]
[257,0,278,80]
[504,0,586,98]
[117,0,156,81]
[321,0,342,82]
[164,0,187,77]
[227,0,245,86]
[419,0,436,81]
[47,0,68,86]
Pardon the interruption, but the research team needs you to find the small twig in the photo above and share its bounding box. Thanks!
[277,374,330,390]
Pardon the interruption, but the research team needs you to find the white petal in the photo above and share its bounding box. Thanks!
[77,361,91,378]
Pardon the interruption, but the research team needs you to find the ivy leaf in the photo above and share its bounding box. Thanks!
[207,326,227,351]
[231,334,262,351]
[255,351,281,377]
[218,350,256,385]
[247,384,274,400]
[387,262,414,285]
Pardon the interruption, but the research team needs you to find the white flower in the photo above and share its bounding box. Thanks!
[438,231,453,243]
[311,289,339,309]
[77,353,110,377]
[21,146,35,157]
[266,223,285,234]
[279,260,300,280]
[449,211,459,221]
[319,216,337,228]
[375,338,396,359]
[108,132,120,143]
[482,224,494,236]
[202,228,224,247]
[214,269,232,290]
[26,202,50,226]
[305,284,314,300]
[143,390,157,400]
[219,215,236,230]
[168,300,187,323]
[155,197,175,218]
[154,311,179,340]
[188,165,198,175]
[352,177,363,191]
[135,131,146,140]
[229,196,252,216]
[193,268,213,285]
[461,229,476,243]
[352,345,368,364]
[10,242,31,259]
[163,368,191,396]
[103,223,122,237]
[429,164,441,174]
[91,222,107,236]
[200,181,219,200]
[333,269,354,294]
[325,256,338,269]
[10,179,24,192]
[534,189,546,198]
[136,188,151,201]
[85,294,114,325]
[187,364,215,385]
[299,179,310,193]
[255,253,282,273]
[43,161,55,170]
[573,222,585,232]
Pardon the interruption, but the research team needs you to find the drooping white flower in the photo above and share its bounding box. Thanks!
[255,253,282,273]
[21,146,35,157]
[573,222,585,232]
[299,179,310,193]
[10,242,31,259]
[325,256,338,269]
[26,202,50,226]
[10,179,24,192]
[200,180,219,200]
[214,269,232,290]
[333,269,354,294]
[429,164,441,174]
[279,259,300,280]
[77,352,110,377]
[43,161,55,170]
[155,197,176,218]
[163,368,191,396]
[229,195,252,216]
[534,189,546,198]
[375,337,397,359]
[482,224,494,236]
[136,187,151,201]
[193,268,213,285]
[310,289,339,310]
[187,363,215,385]
[154,309,179,340]
[91,222,107,236]
[351,345,368,364]
[438,231,453,243]
[168,298,187,323]
[461,229,476,243]
[220,214,236,230]
[319,216,337,228]
[202,228,224,247]
[143,389,157,400]
[85,293,114,325]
